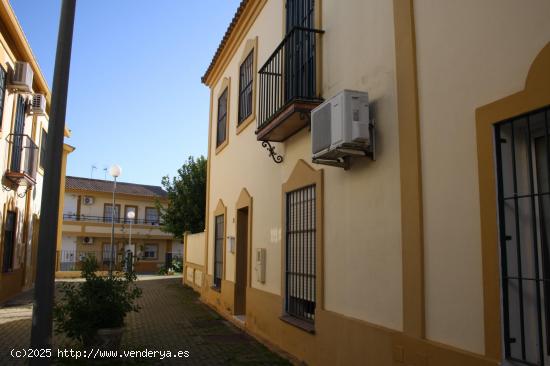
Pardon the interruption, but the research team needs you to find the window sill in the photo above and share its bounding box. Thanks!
[215,139,229,155]
[210,285,221,293]
[236,113,255,135]
[279,315,315,334]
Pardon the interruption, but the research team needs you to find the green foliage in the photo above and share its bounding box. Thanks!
[157,156,206,237]
[171,257,183,273]
[157,258,183,275]
[53,256,142,345]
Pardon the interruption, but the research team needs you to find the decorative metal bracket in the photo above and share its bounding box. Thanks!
[261,141,284,164]
[2,182,31,198]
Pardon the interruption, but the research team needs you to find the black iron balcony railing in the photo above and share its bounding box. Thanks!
[63,213,163,226]
[257,27,324,141]
[5,133,38,186]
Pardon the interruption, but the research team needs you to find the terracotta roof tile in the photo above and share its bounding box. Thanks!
[65,176,167,198]
[201,0,249,84]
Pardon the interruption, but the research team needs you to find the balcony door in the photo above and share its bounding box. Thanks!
[11,96,26,173]
[285,0,316,102]
[286,0,314,31]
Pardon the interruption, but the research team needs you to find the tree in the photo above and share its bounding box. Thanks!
[157,156,207,237]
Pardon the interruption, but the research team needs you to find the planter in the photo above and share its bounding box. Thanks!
[89,327,124,351]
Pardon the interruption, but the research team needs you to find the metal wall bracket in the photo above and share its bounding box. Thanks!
[2,182,31,198]
[261,141,284,164]
[312,119,376,170]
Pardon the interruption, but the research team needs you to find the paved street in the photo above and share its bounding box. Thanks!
[0,277,290,365]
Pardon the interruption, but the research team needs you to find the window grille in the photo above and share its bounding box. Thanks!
[495,105,550,365]
[214,214,224,288]
[40,129,47,170]
[285,185,316,322]
[216,89,228,147]
[0,67,6,128]
[11,96,26,173]
[238,51,254,124]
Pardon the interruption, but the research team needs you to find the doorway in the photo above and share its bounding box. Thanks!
[234,207,249,316]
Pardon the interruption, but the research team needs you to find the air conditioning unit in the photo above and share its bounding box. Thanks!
[255,248,266,284]
[9,61,34,93]
[82,196,94,205]
[83,237,94,245]
[311,90,375,169]
[30,94,46,115]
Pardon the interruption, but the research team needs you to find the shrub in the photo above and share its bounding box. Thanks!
[53,256,142,345]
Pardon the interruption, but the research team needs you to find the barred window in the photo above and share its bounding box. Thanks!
[285,185,316,323]
[39,129,47,170]
[495,106,550,365]
[216,89,228,147]
[238,51,254,124]
[213,214,224,288]
[0,67,6,129]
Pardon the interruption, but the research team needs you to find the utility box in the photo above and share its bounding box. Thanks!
[255,248,266,284]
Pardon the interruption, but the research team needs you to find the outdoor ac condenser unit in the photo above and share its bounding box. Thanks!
[255,248,266,284]
[83,237,94,245]
[311,90,374,169]
[83,196,94,205]
[9,61,34,93]
[31,94,46,115]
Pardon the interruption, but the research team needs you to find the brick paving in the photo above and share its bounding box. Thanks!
[0,276,291,365]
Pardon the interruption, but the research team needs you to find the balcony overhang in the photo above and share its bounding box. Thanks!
[256,26,324,143]
[4,171,36,186]
[256,99,322,142]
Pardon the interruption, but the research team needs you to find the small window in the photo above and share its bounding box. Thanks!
[213,214,224,288]
[145,207,159,224]
[238,51,254,124]
[216,88,228,147]
[0,67,6,129]
[285,185,316,323]
[39,129,47,170]
[103,204,121,223]
[143,244,158,260]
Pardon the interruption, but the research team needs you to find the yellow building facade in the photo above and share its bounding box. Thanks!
[0,0,72,303]
[186,0,550,365]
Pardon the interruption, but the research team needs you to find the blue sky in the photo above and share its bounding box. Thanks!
[10,0,240,185]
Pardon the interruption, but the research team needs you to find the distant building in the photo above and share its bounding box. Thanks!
[0,1,72,302]
[59,176,181,275]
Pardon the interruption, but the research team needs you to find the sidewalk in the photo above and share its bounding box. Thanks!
[0,276,291,365]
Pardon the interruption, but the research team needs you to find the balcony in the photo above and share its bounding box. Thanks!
[257,27,324,142]
[5,134,38,186]
[63,214,163,226]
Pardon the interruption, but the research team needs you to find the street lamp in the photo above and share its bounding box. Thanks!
[108,164,121,276]
[126,210,135,272]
